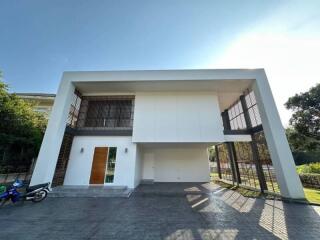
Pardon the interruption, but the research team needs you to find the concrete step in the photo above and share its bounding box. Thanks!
[132,182,219,197]
[140,179,154,184]
[49,185,132,198]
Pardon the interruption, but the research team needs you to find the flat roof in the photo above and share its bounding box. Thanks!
[63,68,265,82]
[63,69,265,111]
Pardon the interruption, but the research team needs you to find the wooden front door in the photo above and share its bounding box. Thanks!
[90,147,108,184]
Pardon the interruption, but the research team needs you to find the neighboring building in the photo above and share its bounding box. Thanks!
[30,69,305,199]
[16,93,55,118]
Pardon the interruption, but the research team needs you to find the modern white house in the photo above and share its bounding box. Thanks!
[30,69,305,199]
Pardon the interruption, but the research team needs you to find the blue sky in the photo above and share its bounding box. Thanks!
[0,0,319,125]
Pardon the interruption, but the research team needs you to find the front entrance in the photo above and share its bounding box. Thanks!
[90,147,108,184]
[89,147,118,184]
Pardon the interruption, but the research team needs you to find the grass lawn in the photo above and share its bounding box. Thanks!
[214,180,280,199]
[214,180,320,205]
[304,187,320,205]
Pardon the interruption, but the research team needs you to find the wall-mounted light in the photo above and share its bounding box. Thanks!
[80,147,84,153]
[124,148,128,153]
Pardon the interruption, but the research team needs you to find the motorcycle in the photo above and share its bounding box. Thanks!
[0,179,50,206]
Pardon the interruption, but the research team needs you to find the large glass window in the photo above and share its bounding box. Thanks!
[225,91,262,131]
[105,147,117,183]
[228,101,247,130]
[245,91,262,127]
[76,97,134,129]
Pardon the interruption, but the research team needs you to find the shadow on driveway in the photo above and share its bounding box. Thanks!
[0,182,319,240]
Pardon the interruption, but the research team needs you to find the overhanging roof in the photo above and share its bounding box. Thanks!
[62,69,264,111]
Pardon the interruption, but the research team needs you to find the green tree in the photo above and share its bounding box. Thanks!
[0,76,47,172]
[285,83,320,152]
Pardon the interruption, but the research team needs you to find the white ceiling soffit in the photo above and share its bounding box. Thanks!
[74,80,252,111]
[74,79,253,94]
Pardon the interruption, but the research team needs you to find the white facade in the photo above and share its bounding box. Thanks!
[141,145,210,182]
[133,92,224,143]
[64,136,137,188]
[30,69,305,199]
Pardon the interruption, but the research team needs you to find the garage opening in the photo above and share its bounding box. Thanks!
[141,144,211,183]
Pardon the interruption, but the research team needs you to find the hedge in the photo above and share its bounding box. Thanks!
[296,162,320,174]
[299,173,320,189]
[293,151,320,165]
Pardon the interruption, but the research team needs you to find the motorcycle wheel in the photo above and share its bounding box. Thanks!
[32,190,47,203]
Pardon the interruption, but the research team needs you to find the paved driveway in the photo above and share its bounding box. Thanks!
[0,183,319,240]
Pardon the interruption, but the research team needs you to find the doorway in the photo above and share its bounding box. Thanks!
[89,147,117,184]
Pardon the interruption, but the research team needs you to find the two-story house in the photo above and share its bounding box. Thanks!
[30,69,304,199]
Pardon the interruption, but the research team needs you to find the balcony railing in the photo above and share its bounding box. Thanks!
[75,96,134,130]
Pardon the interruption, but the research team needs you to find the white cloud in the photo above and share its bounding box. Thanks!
[209,2,320,126]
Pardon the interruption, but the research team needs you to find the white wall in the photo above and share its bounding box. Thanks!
[132,92,225,143]
[141,145,210,182]
[133,145,142,187]
[64,136,137,188]
[142,152,155,180]
[30,79,75,186]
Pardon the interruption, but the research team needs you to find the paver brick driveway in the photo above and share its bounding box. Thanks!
[0,183,319,240]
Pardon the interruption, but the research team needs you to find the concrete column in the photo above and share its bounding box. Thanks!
[30,79,75,186]
[253,70,304,199]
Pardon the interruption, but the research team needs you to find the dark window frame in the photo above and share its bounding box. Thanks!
[67,90,82,128]
[228,101,247,130]
[76,96,135,129]
[244,91,262,128]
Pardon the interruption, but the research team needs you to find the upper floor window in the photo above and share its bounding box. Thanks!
[245,91,262,127]
[225,91,262,131]
[228,101,247,130]
[67,90,82,128]
[76,96,134,129]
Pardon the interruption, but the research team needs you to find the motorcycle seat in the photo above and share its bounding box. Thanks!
[26,183,49,192]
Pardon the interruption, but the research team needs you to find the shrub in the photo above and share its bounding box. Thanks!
[293,151,320,165]
[299,173,320,189]
[296,162,320,174]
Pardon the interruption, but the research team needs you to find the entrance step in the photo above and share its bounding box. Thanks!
[49,185,132,198]
[140,179,154,184]
[133,182,220,197]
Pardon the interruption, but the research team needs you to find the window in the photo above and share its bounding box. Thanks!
[225,91,262,130]
[105,147,117,183]
[76,96,134,129]
[245,91,262,127]
[67,90,82,128]
[228,101,247,130]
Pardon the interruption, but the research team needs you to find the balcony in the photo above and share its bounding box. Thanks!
[67,94,134,136]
